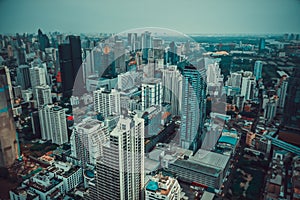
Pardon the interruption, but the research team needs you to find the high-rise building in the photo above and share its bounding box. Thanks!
[17,65,31,90]
[277,80,288,109]
[264,97,278,123]
[35,85,52,107]
[241,72,256,100]
[37,29,50,51]
[179,64,206,152]
[259,38,265,53]
[145,173,181,200]
[162,66,182,115]
[141,78,162,110]
[114,40,126,74]
[89,115,144,200]
[93,88,121,118]
[59,35,83,98]
[283,68,300,130]
[0,66,18,167]
[142,31,152,60]
[254,61,263,81]
[71,118,109,167]
[29,67,46,88]
[39,104,68,145]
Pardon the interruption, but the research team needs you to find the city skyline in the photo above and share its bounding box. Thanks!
[0,0,300,35]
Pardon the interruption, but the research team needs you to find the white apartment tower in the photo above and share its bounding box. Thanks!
[93,88,121,118]
[35,85,52,107]
[29,66,47,88]
[39,104,68,145]
[142,78,162,111]
[71,118,109,167]
[89,115,145,200]
[162,65,182,115]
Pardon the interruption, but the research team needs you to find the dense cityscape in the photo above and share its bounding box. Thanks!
[0,27,299,200]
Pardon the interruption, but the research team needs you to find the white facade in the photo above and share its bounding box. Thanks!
[72,118,109,166]
[47,161,83,192]
[145,173,181,200]
[241,72,256,100]
[35,85,52,107]
[264,97,278,123]
[39,104,68,145]
[90,115,145,200]
[277,80,288,108]
[162,66,182,115]
[142,78,162,111]
[117,71,141,91]
[29,67,46,88]
[93,88,121,118]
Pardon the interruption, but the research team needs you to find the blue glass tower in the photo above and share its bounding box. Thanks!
[179,64,206,153]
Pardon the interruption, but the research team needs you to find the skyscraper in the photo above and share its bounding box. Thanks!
[114,40,126,74]
[93,88,121,119]
[35,85,52,108]
[277,80,288,109]
[179,64,206,152]
[59,35,83,98]
[0,66,18,167]
[141,78,162,110]
[37,29,50,52]
[17,65,31,90]
[162,66,183,115]
[89,115,144,200]
[254,60,263,81]
[39,104,68,145]
[29,67,47,88]
[71,118,109,167]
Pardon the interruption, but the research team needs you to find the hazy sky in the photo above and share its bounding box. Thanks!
[0,0,299,34]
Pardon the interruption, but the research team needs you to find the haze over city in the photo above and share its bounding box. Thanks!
[0,0,300,34]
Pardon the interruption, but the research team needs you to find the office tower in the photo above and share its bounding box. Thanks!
[0,66,18,167]
[82,48,94,81]
[114,40,126,74]
[152,37,164,59]
[39,104,68,145]
[16,47,27,65]
[17,65,31,89]
[259,38,265,53]
[145,173,181,200]
[29,67,46,88]
[141,78,162,110]
[254,61,263,81]
[227,72,242,88]
[241,72,256,100]
[162,66,183,115]
[59,35,83,98]
[89,115,144,200]
[179,64,206,152]
[142,31,152,60]
[264,97,278,123]
[168,41,178,65]
[35,85,52,107]
[93,88,121,118]
[72,118,109,167]
[99,45,116,78]
[283,68,300,130]
[37,29,50,51]
[277,80,288,109]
